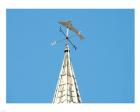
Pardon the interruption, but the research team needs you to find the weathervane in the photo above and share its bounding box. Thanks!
[51,20,85,50]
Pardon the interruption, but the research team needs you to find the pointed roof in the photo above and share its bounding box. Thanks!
[53,44,82,103]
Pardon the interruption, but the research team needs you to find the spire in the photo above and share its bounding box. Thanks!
[53,44,82,103]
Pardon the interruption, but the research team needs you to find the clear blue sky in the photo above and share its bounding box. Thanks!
[7,9,134,103]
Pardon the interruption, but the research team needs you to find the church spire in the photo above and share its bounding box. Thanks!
[53,44,81,103]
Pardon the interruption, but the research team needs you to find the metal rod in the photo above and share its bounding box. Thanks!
[60,27,66,37]
[66,28,69,45]
[68,39,77,50]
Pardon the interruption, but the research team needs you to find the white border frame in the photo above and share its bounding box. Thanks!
[0,0,139,112]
